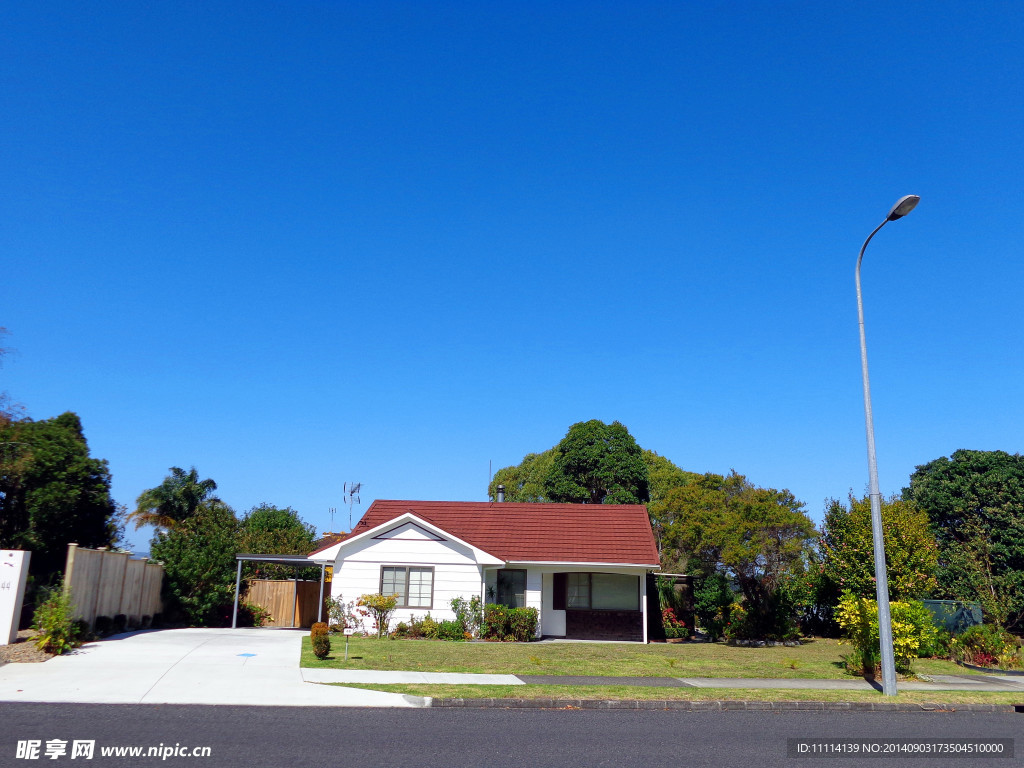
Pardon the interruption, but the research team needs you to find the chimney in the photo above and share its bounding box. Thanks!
[496,484,505,503]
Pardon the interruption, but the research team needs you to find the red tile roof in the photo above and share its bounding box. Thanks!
[311,500,659,566]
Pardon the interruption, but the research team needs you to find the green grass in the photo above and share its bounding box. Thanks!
[301,636,979,680]
[329,683,1024,706]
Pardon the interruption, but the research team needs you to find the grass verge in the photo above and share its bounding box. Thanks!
[328,682,1024,706]
[303,636,981,680]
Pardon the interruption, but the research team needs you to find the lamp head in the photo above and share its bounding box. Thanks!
[887,194,920,221]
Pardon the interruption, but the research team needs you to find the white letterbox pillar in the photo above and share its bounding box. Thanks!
[1,550,31,645]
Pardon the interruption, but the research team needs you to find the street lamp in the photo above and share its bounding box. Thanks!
[855,193,920,696]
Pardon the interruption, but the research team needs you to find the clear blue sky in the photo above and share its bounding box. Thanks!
[4,2,1023,551]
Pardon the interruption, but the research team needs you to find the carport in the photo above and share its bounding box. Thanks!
[230,553,327,629]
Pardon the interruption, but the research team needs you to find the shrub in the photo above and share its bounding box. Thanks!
[417,613,440,639]
[236,601,273,628]
[32,582,85,655]
[326,597,362,633]
[693,573,733,641]
[836,591,937,674]
[312,634,331,659]
[311,622,331,659]
[480,605,538,641]
[93,615,113,637]
[112,614,128,634]
[950,624,1021,668]
[917,628,952,659]
[357,593,398,639]
[450,595,483,636]
[436,620,466,641]
[391,621,411,638]
[662,607,688,639]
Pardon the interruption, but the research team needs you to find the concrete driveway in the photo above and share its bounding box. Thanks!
[0,627,424,708]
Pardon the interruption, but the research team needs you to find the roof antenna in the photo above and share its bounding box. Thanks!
[328,507,337,531]
[344,482,362,531]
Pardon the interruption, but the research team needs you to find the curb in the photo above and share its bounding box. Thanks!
[430,698,1021,713]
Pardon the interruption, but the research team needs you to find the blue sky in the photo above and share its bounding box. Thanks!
[3,2,1023,551]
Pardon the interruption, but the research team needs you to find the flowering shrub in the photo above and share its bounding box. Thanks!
[662,607,688,639]
[326,597,364,633]
[950,624,1022,669]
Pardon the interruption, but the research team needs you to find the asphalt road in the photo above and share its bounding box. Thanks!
[1,704,1020,768]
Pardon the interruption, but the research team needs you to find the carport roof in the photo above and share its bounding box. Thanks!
[234,553,323,567]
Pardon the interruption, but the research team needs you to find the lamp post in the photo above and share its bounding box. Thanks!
[855,194,920,696]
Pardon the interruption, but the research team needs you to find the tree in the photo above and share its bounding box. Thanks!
[643,449,699,506]
[655,472,815,638]
[544,420,649,504]
[819,494,938,601]
[0,412,121,580]
[237,503,317,580]
[129,466,218,530]
[903,449,1024,628]
[488,450,555,502]
[150,499,239,626]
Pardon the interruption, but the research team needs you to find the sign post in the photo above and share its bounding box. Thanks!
[1,550,31,645]
[344,626,354,661]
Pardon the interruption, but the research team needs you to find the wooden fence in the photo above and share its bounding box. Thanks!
[244,580,327,628]
[64,544,163,629]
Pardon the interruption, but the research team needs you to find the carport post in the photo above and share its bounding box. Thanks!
[317,564,325,624]
[292,566,298,628]
[231,558,243,629]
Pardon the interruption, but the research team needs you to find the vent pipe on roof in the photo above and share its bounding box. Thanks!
[496,485,505,503]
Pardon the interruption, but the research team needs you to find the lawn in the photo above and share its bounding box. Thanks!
[301,636,979,680]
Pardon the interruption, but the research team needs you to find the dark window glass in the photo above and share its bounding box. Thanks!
[496,569,526,608]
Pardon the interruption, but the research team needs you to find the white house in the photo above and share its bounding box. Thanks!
[308,499,661,642]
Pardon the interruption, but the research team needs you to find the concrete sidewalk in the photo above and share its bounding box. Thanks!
[0,628,424,708]
[304,668,1024,693]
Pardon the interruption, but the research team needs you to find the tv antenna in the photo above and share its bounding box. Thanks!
[343,482,362,531]
[328,507,337,531]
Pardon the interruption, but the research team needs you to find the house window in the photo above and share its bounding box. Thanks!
[496,569,526,608]
[567,573,590,608]
[380,566,433,609]
[564,573,639,611]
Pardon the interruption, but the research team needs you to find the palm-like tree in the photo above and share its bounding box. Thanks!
[129,466,218,530]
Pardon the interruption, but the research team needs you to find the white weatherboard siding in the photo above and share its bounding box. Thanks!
[525,568,543,638]
[330,523,485,631]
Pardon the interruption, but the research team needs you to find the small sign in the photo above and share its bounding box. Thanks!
[343,627,355,636]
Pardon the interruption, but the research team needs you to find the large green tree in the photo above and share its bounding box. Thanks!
[150,499,239,626]
[237,503,318,580]
[903,449,1024,627]
[0,412,121,579]
[129,466,218,530]
[819,494,938,601]
[654,472,815,638]
[489,444,693,506]
[544,420,649,504]
[488,450,555,502]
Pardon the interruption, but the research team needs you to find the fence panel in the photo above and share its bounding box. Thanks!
[64,544,164,630]
[244,580,326,628]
